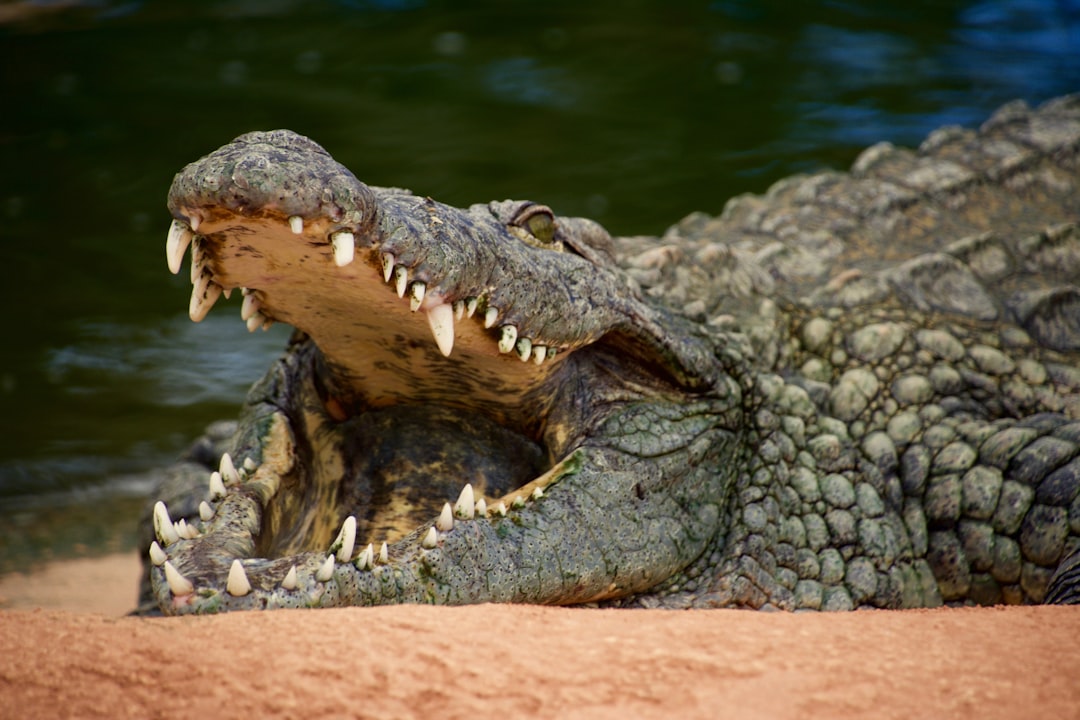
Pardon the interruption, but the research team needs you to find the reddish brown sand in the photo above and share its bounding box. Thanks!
[1,553,1079,719]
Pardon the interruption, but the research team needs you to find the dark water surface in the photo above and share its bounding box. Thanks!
[1,0,1078,573]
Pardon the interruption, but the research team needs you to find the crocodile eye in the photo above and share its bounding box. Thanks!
[523,209,555,245]
[509,204,562,251]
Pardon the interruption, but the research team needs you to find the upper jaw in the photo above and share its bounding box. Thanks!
[165,129,645,419]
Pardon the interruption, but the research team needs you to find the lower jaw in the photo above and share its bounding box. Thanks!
[261,392,553,558]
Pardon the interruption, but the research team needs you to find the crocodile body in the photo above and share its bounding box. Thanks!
[141,95,1080,613]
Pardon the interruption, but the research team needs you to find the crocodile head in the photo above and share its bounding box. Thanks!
[149,130,743,612]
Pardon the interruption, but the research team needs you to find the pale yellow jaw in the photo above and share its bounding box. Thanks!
[166,213,565,415]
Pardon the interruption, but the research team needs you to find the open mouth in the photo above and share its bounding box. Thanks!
[146,129,719,612]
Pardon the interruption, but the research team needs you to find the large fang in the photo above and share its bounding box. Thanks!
[331,231,355,266]
[454,483,475,519]
[498,325,518,353]
[189,279,223,323]
[281,565,298,590]
[335,516,357,562]
[163,561,194,596]
[379,542,389,564]
[427,304,455,357]
[227,559,251,597]
[166,220,193,275]
[288,215,304,234]
[153,501,180,546]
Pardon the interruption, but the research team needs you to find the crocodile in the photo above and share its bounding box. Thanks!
[140,95,1080,614]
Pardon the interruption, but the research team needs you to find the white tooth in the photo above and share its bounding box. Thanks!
[148,541,167,567]
[243,457,257,471]
[189,215,201,232]
[465,298,478,318]
[208,471,227,500]
[494,502,507,517]
[533,345,547,364]
[189,280,223,323]
[220,453,240,484]
[199,501,214,522]
[227,559,251,596]
[548,348,557,359]
[512,495,526,509]
[409,282,426,311]
[379,542,388,564]
[166,220,193,275]
[316,555,335,582]
[532,486,545,500]
[356,543,374,570]
[174,519,189,539]
[153,501,180,546]
[260,316,274,331]
[394,266,408,298]
[288,215,304,234]
[222,287,232,300]
[241,286,253,296]
[516,337,532,362]
[452,300,464,321]
[335,516,357,562]
[454,484,475,519]
[246,311,265,333]
[241,293,260,321]
[421,526,438,549]
[281,565,298,590]
[331,231,355,266]
[475,498,487,517]
[426,304,455,357]
[484,307,498,328]
[436,502,454,532]
[163,561,194,596]
[498,325,518,353]
[382,252,395,282]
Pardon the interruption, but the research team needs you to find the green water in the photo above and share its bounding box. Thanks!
[0,0,1078,572]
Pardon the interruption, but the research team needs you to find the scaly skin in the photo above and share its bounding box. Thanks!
[140,95,1080,613]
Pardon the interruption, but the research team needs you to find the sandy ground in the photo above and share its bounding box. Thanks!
[1,553,1079,719]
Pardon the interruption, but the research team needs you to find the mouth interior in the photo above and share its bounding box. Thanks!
[179,211,568,554]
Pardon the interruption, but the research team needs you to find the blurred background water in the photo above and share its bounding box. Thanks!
[0,0,1077,575]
